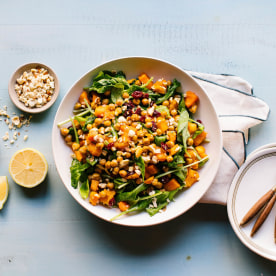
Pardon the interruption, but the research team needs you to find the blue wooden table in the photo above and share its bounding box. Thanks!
[1,1,276,275]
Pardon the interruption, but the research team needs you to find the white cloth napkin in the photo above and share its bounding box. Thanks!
[186,71,270,205]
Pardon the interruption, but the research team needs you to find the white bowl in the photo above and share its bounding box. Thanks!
[52,57,222,226]
[9,62,60,114]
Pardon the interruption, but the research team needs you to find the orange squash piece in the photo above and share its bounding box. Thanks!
[193,131,207,146]
[100,190,116,206]
[118,201,130,212]
[146,165,159,176]
[152,79,167,94]
[138,73,153,89]
[157,119,168,134]
[164,178,181,191]
[185,91,198,108]
[74,150,83,162]
[188,122,197,134]
[79,91,91,106]
[185,168,199,187]
[87,143,102,157]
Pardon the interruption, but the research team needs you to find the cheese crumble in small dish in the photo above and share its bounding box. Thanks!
[8,63,60,114]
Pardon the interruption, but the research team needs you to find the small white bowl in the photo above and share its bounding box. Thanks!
[8,62,60,114]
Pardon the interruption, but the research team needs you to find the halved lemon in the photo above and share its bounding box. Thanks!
[0,176,9,210]
[9,148,48,188]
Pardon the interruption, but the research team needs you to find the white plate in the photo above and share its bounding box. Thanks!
[52,56,222,226]
[247,143,276,160]
[227,147,276,261]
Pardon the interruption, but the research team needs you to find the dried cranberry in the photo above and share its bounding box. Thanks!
[152,110,161,117]
[150,100,155,107]
[109,197,116,207]
[132,91,144,99]
[197,119,202,124]
[152,121,157,131]
[123,110,133,117]
[143,93,149,99]
[124,101,135,110]
[161,142,168,151]
[159,175,170,184]
[106,142,114,150]
[135,107,141,115]
[140,116,146,123]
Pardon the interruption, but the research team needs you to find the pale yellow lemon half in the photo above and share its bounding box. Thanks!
[0,176,9,210]
[9,148,48,188]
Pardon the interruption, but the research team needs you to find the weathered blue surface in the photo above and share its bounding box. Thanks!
[0,1,276,275]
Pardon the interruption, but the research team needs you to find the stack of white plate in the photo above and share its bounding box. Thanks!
[227,143,276,261]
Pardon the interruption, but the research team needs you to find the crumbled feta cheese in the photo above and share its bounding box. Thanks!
[23,135,28,141]
[128,129,135,137]
[117,116,126,123]
[147,106,154,116]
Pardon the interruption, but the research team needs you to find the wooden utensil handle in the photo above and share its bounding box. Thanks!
[240,190,274,226]
[250,193,276,237]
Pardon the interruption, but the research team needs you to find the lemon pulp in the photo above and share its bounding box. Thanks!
[0,176,9,209]
[9,148,48,188]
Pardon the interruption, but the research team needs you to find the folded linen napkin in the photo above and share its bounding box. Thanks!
[186,71,270,205]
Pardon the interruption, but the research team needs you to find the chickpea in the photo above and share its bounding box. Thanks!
[104,120,111,127]
[116,151,123,157]
[147,134,154,141]
[74,102,82,110]
[109,104,115,111]
[161,111,168,117]
[137,130,144,138]
[187,137,194,146]
[99,190,107,198]
[136,178,143,184]
[166,140,175,148]
[79,146,87,155]
[110,159,118,167]
[97,160,105,167]
[119,170,127,178]
[170,109,178,116]
[162,100,169,106]
[94,118,103,126]
[115,107,122,116]
[60,128,69,136]
[175,115,180,122]
[122,92,129,99]
[131,114,140,121]
[156,128,162,136]
[96,142,104,149]
[105,161,111,169]
[116,99,124,106]
[113,167,120,175]
[64,134,73,143]
[77,129,83,136]
[145,117,152,123]
[145,121,152,128]
[107,182,114,190]
[132,135,138,143]
[141,110,147,116]
[125,152,131,158]
[142,98,149,106]
[114,123,121,131]
[167,156,174,163]
[168,125,175,131]
[72,142,80,151]
[92,173,101,180]
[143,138,151,145]
[86,124,93,131]
[104,90,111,96]
[117,156,123,163]
[132,99,140,105]
[102,98,109,105]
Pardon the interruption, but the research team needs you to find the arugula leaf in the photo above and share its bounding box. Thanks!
[79,179,89,199]
[114,178,130,190]
[154,135,167,146]
[110,84,124,104]
[155,79,180,104]
[70,159,90,189]
[155,105,170,117]
[134,156,145,181]
[115,183,148,204]
[110,198,152,221]
[177,110,190,153]
[146,189,180,216]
